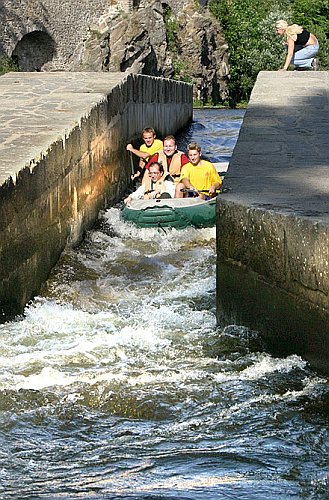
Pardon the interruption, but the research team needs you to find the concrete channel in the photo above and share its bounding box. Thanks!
[0,72,192,318]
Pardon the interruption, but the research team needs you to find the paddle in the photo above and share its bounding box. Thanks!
[129,152,134,177]
[180,188,221,194]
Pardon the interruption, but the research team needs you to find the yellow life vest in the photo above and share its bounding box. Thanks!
[157,150,184,181]
[143,173,171,199]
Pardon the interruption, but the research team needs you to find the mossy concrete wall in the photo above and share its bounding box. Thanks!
[216,71,329,373]
[0,72,192,318]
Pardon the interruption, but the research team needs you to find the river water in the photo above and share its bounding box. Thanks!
[1,109,329,499]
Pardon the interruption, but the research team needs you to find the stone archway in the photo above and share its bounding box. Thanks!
[12,31,56,71]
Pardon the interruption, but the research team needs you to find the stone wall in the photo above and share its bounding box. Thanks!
[0,0,130,69]
[0,73,192,319]
[0,0,229,103]
[0,0,200,69]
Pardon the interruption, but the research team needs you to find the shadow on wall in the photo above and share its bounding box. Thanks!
[12,31,56,71]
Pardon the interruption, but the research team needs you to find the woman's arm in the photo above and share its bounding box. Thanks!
[280,37,294,71]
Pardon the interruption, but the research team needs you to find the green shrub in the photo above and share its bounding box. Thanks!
[209,0,291,104]
[163,5,194,83]
[172,57,193,83]
[292,0,329,69]
[163,4,179,54]
[0,55,19,75]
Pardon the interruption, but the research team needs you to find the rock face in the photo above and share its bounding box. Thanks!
[71,0,229,103]
[0,0,229,102]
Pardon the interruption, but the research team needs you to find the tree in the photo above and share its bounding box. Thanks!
[292,0,329,69]
[209,0,329,105]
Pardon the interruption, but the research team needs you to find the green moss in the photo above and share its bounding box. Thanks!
[89,29,102,40]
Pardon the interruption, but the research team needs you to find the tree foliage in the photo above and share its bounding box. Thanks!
[292,0,329,68]
[209,0,329,105]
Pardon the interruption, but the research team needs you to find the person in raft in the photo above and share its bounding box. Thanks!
[143,135,189,184]
[126,127,163,181]
[275,19,319,71]
[175,143,222,200]
[124,162,175,204]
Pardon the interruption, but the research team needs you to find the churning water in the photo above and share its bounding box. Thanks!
[1,110,329,499]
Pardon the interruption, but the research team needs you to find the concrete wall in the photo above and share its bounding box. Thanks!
[217,203,329,371]
[0,72,193,319]
[216,71,329,373]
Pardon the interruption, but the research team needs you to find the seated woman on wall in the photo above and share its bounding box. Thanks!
[275,19,319,71]
[124,162,175,204]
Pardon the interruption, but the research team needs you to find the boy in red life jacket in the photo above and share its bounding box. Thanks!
[143,135,189,184]
[126,127,163,181]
